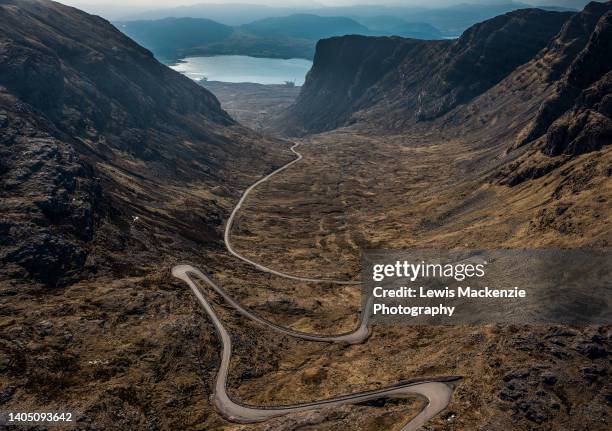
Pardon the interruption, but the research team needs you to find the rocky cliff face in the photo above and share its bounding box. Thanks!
[283,35,425,134]
[0,92,101,286]
[0,0,285,286]
[414,8,576,121]
[281,1,611,190]
[487,1,612,187]
[281,8,574,135]
[520,2,612,156]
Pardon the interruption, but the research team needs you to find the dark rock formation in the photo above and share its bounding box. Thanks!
[0,91,101,286]
[281,8,573,135]
[544,14,612,155]
[284,35,421,134]
[521,2,612,155]
[415,8,575,121]
[492,1,612,187]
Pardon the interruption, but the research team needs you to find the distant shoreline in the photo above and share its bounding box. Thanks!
[168,55,312,86]
[202,80,302,88]
[163,53,312,68]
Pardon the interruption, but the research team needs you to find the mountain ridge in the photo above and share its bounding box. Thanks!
[520,1,612,155]
[117,13,443,62]
[281,7,575,135]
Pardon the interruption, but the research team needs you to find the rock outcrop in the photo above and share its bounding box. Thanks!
[0,92,100,285]
[283,35,420,134]
[521,3,612,155]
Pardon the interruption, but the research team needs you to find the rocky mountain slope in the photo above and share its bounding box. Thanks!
[282,1,611,194]
[0,0,287,287]
[281,8,575,135]
[520,1,612,156]
[492,0,612,185]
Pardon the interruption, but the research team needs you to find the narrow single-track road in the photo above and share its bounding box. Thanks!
[224,143,359,285]
[172,142,459,430]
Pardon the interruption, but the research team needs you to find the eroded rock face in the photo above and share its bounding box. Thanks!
[281,35,417,135]
[545,105,612,156]
[0,93,101,286]
[522,3,612,155]
[416,8,575,121]
[281,8,573,134]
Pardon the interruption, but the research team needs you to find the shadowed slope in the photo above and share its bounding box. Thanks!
[0,0,287,285]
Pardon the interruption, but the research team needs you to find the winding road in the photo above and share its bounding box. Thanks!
[224,143,359,285]
[172,142,459,430]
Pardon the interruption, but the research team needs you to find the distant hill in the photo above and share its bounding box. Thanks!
[241,14,370,39]
[118,18,233,62]
[119,1,535,35]
[117,15,332,61]
[357,16,443,39]
[120,2,297,25]
[116,14,371,62]
[117,13,444,62]
[354,15,408,31]
[531,0,588,8]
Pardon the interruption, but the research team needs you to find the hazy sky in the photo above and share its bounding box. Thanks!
[61,0,590,8]
[60,0,554,8]
[63,1,430,6]
[59,0,591,19]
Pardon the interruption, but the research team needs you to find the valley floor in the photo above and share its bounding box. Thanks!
[217,131,611,431]
[199,81,612,430]
[201,81,301,132]
[2,83,609,431]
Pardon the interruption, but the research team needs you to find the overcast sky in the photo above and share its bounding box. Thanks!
[61,0,590,8]
[62,1,446,6]
[59,0,591,18]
